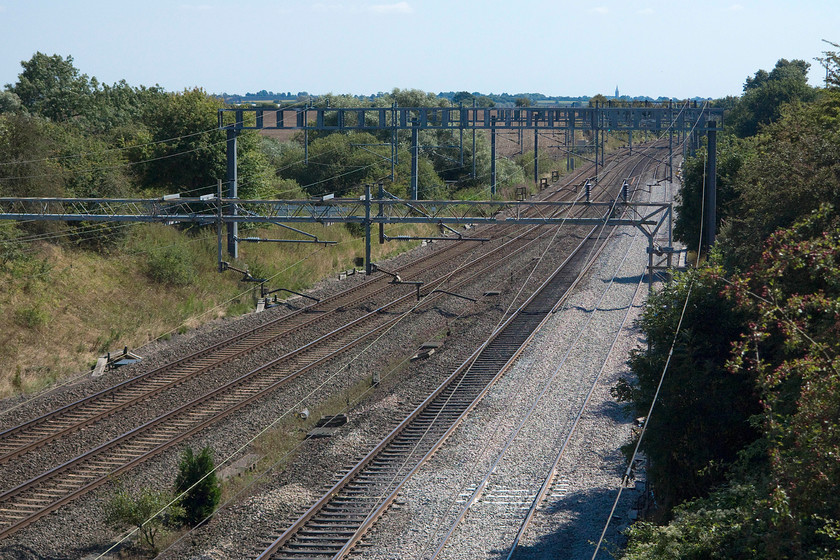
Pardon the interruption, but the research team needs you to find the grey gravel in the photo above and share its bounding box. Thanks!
[0,150,675,560]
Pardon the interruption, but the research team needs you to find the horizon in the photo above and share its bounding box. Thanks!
[2,1,837,101]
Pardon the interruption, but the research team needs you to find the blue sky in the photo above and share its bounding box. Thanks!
[1,1,837,99]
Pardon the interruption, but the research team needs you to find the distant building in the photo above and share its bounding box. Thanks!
[615,86,619,98]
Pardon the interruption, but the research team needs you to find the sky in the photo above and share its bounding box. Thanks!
[1,1,837,100]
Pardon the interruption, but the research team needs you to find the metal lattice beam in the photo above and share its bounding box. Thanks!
[218,106,724,133]
[0,194,676,279]
[0,196,666,228]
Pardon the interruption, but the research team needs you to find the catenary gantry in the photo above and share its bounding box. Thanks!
[217,104,722,256]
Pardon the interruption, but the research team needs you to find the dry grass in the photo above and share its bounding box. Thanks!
[0,220,434,399]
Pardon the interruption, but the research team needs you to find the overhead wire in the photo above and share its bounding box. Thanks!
[102,124,609,554]
[590,101,710,559]
[418,138,659,559]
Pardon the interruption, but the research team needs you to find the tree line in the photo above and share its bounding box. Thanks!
[0,53,551,259]
[617,50,840,559]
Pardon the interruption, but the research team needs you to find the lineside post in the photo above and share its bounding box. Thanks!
[668,100,674,182]
[378,182,385,244]
[471,99,477,179]
[411,119,419,200]
[217,179,224,271]
[226,126,238,259]
[703,122,718,250]
[594,102,599,180]
[491,116,497,195]
[534,121,539,186]
[459,103,464,168]
[365,184,372,275]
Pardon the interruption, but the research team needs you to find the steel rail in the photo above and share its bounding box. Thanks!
[0,218,538,470]
[0,150,604,472]
[0,199,587,540]
[0,142,638,543]
[427,163,653,560]
[253,221,613,559]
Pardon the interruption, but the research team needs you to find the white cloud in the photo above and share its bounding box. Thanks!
[727,4,745,11]
[637,7,655,15]
[590,6,609,15]
[367,2,413,14]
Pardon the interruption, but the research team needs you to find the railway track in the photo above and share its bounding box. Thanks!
[0,154,627,539]
[252,147,659,560]
[0,174,599,475]
[0,219,577,539]
[421,149,659,560]
[0,145,621,474]
[0,143,650,547]
[254,222,612,560]
[0,240,475,466]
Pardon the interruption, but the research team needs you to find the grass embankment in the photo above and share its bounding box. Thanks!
[0,131,633,400]
[0,220,434,399]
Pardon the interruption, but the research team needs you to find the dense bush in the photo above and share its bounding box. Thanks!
[174,446,221,527]
[621,53,840,559]
[145,244,197,286]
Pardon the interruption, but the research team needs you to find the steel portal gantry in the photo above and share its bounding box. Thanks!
[219,103,722,255]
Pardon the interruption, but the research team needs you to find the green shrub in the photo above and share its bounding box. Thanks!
[344,222,365,237]
[174,446,221,526]
[14,304,49,330]
[104,487,182,553]
[0,222,26,268]
[145,245,196,286]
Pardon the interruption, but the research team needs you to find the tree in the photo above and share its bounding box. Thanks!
[818,40,840,89]
[514,97,531,107]
[7,52,93,122]
[729,59,816,137]
[174,446,221,527]
[104,487,182,553]
[136,88,274,198]
[136,88,226,194]
[86,81,165,133]
[0,113,64,199]
[588,93,608,107]
[476,95,496,108]
[719,89,840,269]
[0,91,23,115]
[452,91,475,105]
[385,87,450,108]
